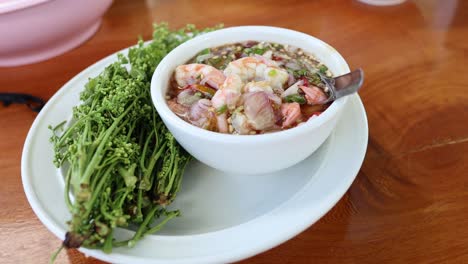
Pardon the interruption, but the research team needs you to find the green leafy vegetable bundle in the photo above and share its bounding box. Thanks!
[50,23,220,254]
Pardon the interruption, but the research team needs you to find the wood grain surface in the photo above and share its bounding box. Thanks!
[1,0,467,263]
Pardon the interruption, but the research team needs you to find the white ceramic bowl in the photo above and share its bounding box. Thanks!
[151,26,350,174]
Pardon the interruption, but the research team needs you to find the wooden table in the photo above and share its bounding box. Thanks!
[1,0,467,263]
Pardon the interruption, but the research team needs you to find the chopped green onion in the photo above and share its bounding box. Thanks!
[310,73,322,86]
[200,48,211,55]
[252,47,266,55]
[243,47,266,55]
[216,105,227,114]
[292,69,308,78]
[319,65,328,74]
[268,69,277,77]
[207,57,223,67]
[284,94,307,104]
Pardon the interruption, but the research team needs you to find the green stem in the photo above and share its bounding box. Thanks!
[140,141,167,191]
[171,156,191,200]
[136,186,143,222]
[56,118,86,148]
[100,198,115,221]
[164,153,179,196]
[117,188,131,208]
[144,211,179,235]
[126,118,137,140]
[162,143,176,195]
[139,129,154,171]
[83,164,115,219]
[102,229,114,254]
[127,206,159,247]
[64,168,73,212]
[49,245,64,264]
[90,167,103,191]
[80,99,138,185]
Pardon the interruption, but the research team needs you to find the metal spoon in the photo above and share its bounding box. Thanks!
[319,68,364,103]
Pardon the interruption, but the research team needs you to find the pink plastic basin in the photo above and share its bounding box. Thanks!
[0,0,113,67]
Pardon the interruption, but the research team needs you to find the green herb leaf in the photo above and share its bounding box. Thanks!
[216,105,227,114]
[319,65,328,74]
[207,57,223,68]
[284,94,307,104]
[252,47,266,55]
[244,46,266,55]
[309,73,323,86]
[200,48,211,55]
[292,69,308,78]
[268,69,277,77]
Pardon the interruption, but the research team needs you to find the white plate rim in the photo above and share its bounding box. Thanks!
[21,45,368,264]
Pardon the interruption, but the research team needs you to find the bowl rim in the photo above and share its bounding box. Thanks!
[150,26,350,144]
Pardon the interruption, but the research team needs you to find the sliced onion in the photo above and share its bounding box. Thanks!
[231,111,251,135]
[286,45,298,53]
[272,52,291,60]
[196,53,214,62]
[242,41,257,48]
[262,50,273,59]
[266,92,282,105]
[287,73,296,86]
[281,80,304,98]
[177,89,202,107]
[285,62,301,70]
[188,99,216,130]
[167,99,189,118]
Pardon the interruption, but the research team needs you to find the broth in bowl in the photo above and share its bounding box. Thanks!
[166,41,333,135]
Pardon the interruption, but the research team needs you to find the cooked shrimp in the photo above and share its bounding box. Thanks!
[224,56,288,92]
[211,90,229,133]
[220,74,243,110]
[244,81,282,105]
[300,85,328,105]
[210,74,244,133]
[175,64,226,89]
[281,102,302,128]
[244,81,274,93]
[243,91,276,130]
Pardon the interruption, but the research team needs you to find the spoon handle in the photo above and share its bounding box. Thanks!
[321,68,364,102]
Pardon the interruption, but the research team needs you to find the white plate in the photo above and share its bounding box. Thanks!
[21,49,368,264]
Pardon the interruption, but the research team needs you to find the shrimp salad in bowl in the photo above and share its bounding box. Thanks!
[166,41,333,135]
[151,26,351,174]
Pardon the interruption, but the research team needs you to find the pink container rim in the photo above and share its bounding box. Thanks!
[0,0,51,14]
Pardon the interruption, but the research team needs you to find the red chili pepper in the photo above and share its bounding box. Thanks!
[301,76,309,87]
[272,55,282,61]
[192,84,216,97]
